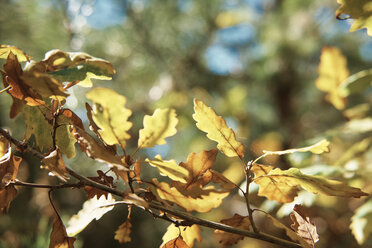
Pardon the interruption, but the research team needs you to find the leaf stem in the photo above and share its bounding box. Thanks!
[0,85,12,94]
[244,160,259,233]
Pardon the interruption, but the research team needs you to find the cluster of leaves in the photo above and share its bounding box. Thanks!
[0,36,370,248]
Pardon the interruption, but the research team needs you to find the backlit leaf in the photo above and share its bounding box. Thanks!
[161,224,201,248]
[162,237,190,248]
[193,99,245,158]
[214,214,250,247]
[66,194,115,236]
[339,69,372,96]
[315,46,349,110]
[0,45,32,62]
[290,205,319,247]
[115,218,132,243]
[145,155,189,183]
[84,170,114,199]
[41,149,69,182]
[0,185,17,215]
[151,179,229,213]
[350,198,372,245]
[86,87,132,148]
[336,0,372,36]
[265,213,311,248]
[49,217,75,248]
[263,139,330,156]
[138,108,178,149]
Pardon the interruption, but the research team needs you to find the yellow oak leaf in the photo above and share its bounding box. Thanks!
[193,99,245,158]
[138,108,178,148]
[151,179,229,213]
[263,139,330,156]
[161,224,201,248]
[214,214,250,247]
[114,219,132,243]
[0,44,32,62]
[336,0,372,36]
[315,46,349,110]
[49,217,75,248]
[145,155,189,183]
[86,87,132,148]
[162,237,190,248]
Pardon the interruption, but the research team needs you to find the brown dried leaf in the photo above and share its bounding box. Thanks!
[0,145,22,188]
[161,224,201,248]
[49,217,75,248]
[215,214,251,246]
[162,237,190,248]
[290,205,319,247]
[84,170,114,199]
[41,149,69,182]
[0,185,17,215]
[114,219,132,243]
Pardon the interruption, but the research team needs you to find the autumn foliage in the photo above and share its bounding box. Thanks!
[1,1,372,247]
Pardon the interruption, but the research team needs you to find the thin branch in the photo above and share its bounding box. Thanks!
[0,85,12,94]
[244,160,259,233]
[11,179,83,190]
[1,127,301,248]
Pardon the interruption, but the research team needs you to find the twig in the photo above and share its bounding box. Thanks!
[11,180,83,190]
[0,85,12,94]
[244,160,259,233]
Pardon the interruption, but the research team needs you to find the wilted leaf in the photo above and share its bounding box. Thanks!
[315,46,349,109]
[49,217,75,248]
[70,126,129,170]
[193,99,245,158]
[41,149,69,182]
[290,205,319,247]
[86,87,132,148]
[350,198,372,245]
[214,214,250,246]
[84,170,114,199]
[0,135,9,158]
[162,237,190,248]
[146,155,189,183]
[253,164,368,203]
[0,145,22,188]
[0,185,17,215]
[115,219,132,243]
[138,108,178,149]
[336,0,372,36]
[263,139,330,155]
[0,45,32,62]
[161,224,201,248]
[151,179,229,213]
[265,213,312,248]
[179,149,217,188]
[66,194,115,236]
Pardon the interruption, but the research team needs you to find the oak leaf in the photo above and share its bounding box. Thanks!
[0,145,22,188]
[350,198,372,245]
[161,224,201,248]
[49,217,75,248]
[265,213,312,248]
[336,0,372,36]
[315,46,349,110]
[66,194,115,236]
[263,139,330,155]
[214,214,250,246]
[290,205,319,247]
[84,170,114,199]
[146,155,189,183]
[138,108,178,149]
[162,237,190,248]
[41,149,69,182]
[115,219,132,243]
[0,44,31,62]
[86,87,132,148]
[193,99,245,158]
[0,185,17,215]
[151,179,229,213]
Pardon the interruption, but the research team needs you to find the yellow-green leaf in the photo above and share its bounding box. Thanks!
[145,155,189,183]
[161,224,201,248]
[350,198,372,245]
[138,108,178,149]
[336,0,372,36]
[263,139,330,156]
[0,45,31,62]
[86,87,132,148]
[193,99,244,158]
[315,46,349,110]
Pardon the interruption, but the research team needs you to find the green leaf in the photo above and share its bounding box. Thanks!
[138,108,178,149]
[0,45,31,62]
[336,0,372,36]
[86,87,132,148]
[350,198,372,245]
[145,155,189,183]
[339,69,372,96]
[193,99,245,158]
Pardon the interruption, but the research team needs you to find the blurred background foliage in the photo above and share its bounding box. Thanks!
[0,0,372,247]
